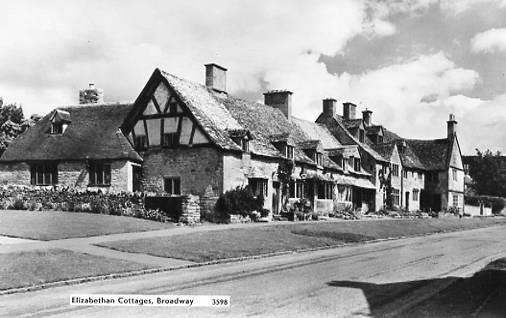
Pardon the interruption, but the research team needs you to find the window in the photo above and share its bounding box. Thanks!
[249,178,268,198]
[89,162,111,186]
[337,185,352,202]
[392,164,399,177]
[452,194,459,207]
[359,129,365,143]
[135,135,147,150]
[50,122,63,134]
[413,189,419,201]
[164,177,181,195]
[289,180,305,198]
[30,163,58,185]
[403,169,408,178]
[418,172,423,179]
[242,139,249,152]
[315,152,323,166]
[286,145,294,159]
[317,182,333,199]
[391,188,400,206]
[354,158,361,172]
[162,132,179,147]
[377,136,383,144]
[452,168,457,181]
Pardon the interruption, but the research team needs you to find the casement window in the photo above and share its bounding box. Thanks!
[315,152,323,166]
[337,185,352,202]
[359,129,365,143]
[289,180,305,199]
[391,164,399,177]
[242,139,250,152]
[30,163,58,185]
[50,122,63,134]
[249,178,268,198]
[452,168,458,181]
[89,162,111,186]
[354,158,361,172]
[286,145,294,159]
[317,182,333,199]
[164,177,181,195]
[162,132,179,147]
[134,135,148,150]
[452,194,459,207]
[412,189,419,201]
[391,188,400,206]
[403,169,408,178]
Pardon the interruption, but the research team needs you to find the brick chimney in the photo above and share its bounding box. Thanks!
[362,109,372,126]
[205,63,227,93]
[264,90,293,121]
[447,113,457,139]
[343,102,356,120]
[79,83,104,104]
[322,98,337,118]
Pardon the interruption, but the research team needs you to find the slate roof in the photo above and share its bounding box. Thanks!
[291,117,342,150]
[370,143,396,161]
[342,118,363,130]
[394,140,426,170]
[404,138,451,170]
[1,103,142,162]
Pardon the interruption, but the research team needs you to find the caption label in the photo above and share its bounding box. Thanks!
[70,294,230,307]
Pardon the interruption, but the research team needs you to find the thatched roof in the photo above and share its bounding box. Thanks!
[404,138,451,170]
[1,103,142,162]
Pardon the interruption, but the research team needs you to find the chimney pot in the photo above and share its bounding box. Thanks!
[343,102,357,120]
[447,113,457,139]
[362,108,372,126]
[205,63,227,93]
[322,98,337,118]
[264,90,293,121]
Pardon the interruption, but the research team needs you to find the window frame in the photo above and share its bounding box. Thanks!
[249,178,268,198]
[134,135,148,150]
[286,145,294,160]
[412,189,419,201]
[162,132,179,148]
[164,177,181,195]
[50,122,63,134]
[30,163,58,186]
[88,162,112,186]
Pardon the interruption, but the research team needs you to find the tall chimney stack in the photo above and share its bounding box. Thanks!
[362,109,372,126]
[79,83,104,104]
[322,98,337,118]
[264,90,293,121]
[343,102,357,120]
[447,113,457,139]
[205,63,227,93]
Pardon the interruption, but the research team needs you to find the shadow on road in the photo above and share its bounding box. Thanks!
[327,259,506,317]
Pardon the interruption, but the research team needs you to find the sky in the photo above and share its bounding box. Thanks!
[1,0,506,154]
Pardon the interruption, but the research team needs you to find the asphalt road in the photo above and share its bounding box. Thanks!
[2,225,506,318]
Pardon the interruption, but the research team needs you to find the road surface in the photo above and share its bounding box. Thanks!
[2,225,506,317]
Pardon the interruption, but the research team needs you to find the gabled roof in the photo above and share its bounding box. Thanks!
[366,125,383,136]
[404,138,451,170]
[342,118,363,130]
[1,103,142,162]
[315,113,388,163]
[50,109,71,123]
[394,140,426,170]
[291,117,342,150]
[297,140,322,151]
[370,142,396,161]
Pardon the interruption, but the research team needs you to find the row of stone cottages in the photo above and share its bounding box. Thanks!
[0,63,465,216]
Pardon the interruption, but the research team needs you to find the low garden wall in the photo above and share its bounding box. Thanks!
[0,186,200,223]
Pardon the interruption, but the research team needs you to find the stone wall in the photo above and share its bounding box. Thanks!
[401,169,425,212]
[179,194,200,223]
[0,162,31,186]
[140,147,223,196]
[200,196,218,221]
[0,160,131,193]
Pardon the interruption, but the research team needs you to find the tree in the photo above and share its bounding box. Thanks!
[468,149,506,197]
[0,97,40,156]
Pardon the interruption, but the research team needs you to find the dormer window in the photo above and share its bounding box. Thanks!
[242,139,250,152]
[49,109,71,135]
[51,122,63,134]
[354,158,361,172]
[359,129,365,143]
[377,135,383,144]
[286,145,294,159]
[315,152,323,166]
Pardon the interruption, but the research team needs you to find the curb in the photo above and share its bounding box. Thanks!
[0,225,503,296]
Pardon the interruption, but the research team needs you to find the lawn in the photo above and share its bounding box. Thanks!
[98,218,506,263]
[0,248,154,290]
[0,210,174,240]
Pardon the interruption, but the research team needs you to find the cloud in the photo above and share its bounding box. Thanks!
[471,28,506,53]
[441,0,506,15]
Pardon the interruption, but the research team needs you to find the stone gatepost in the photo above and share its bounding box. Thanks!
[179,194,201,223]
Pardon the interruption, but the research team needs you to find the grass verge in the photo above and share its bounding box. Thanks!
[97,217,506,263]
[0,210,174,240]
[0,248,153,290]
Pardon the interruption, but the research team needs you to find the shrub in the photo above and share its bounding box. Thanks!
[12,198,26,210]
[215,186,262,217]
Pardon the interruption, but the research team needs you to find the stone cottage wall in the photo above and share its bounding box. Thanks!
[0,162,31,186]
[141,147,223,196]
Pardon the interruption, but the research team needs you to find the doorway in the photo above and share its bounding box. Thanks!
[405,192,410,211]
